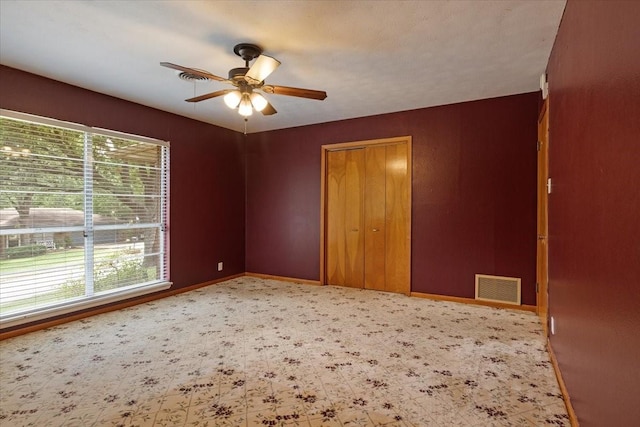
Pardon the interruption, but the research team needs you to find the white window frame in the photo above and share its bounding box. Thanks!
[0,109,171,328]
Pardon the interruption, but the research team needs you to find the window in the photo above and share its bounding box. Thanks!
[0,110,170,327]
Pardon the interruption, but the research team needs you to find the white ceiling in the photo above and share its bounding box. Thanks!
[0,1,566,134]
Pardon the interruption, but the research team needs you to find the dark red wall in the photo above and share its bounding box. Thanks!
[0,65,246,292]
[546,1,640,425]
[1,67,538,320]
[246,93,538,304]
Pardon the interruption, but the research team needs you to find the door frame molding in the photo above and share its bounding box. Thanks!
[320,136,412,289]
[537,98,550,336]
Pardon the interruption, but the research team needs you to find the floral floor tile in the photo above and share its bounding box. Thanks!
[308,414,343,426]
[1,277,569,426]
[338,409,376,426]
[521,401,571,426]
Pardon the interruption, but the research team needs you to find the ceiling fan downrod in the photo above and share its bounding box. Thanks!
[233,43,263,67]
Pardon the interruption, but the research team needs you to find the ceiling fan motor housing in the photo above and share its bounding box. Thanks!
[228,67,250,81]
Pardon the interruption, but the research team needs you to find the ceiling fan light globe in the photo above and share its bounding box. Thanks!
[238,97,253,116]
[224,91,242,109]
[250,93,268,112]
[245,54,281,85]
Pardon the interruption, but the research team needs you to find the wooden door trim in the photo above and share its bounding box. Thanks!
[320,136,412,293]
[537,98,550,336]
[322,136,411,152]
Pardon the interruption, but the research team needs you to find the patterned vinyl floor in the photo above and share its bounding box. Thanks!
[0,277,570,426]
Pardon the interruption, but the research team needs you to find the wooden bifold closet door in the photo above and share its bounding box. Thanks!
[324,138,410,295]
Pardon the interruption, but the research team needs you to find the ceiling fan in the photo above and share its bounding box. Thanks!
[161,43,327,118]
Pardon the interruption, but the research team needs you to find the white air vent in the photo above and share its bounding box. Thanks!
[475,274,521,305]
[178,70,210,82]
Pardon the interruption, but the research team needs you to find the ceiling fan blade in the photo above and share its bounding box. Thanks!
[245,55,281,85]
[185,89,231,103]
[160,62,227,82]
[261,102,277,116]
[262,85,327,100]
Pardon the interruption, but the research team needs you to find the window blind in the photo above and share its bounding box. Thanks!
[0,110,170,327]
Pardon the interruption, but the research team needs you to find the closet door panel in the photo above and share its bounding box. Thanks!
[385,143,410,294]
[324,137,411,294]
[344,149,365,287]
[364,145,386,291]
[326,150,346,286]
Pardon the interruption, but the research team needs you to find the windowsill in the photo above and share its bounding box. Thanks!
[0,281,172,329]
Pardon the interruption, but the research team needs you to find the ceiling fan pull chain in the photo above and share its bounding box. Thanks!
[244,118,248,135]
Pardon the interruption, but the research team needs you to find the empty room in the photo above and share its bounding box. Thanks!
[0,1,638,426]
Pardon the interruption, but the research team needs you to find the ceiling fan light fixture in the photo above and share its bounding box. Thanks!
[223,90,242,109]
[162,42,327,122]
[250,92,268,112]
[238,95,253,117]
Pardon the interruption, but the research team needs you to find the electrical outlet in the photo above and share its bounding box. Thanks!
[550,316,555,335]
[217,262,223,271]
